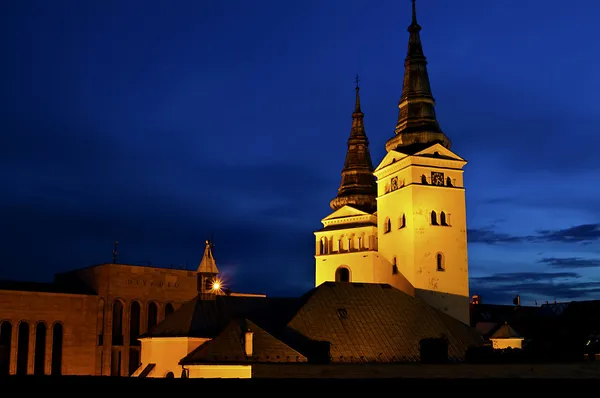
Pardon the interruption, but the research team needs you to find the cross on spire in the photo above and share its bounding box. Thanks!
[355,74,360,90]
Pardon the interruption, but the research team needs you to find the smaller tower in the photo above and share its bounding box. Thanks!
[197,240,220,300]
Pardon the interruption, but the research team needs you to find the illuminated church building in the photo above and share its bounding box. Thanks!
[0,2,481,379]
[314,1,469,325]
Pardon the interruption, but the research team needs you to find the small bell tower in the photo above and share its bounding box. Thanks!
[197,240,220,300]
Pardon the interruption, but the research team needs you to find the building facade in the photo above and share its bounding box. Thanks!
[314,0,470,324]
[0,263,198,376]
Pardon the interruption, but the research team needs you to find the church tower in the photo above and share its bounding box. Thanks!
[314,79,384,286]
[373,0,470,324]
[197,240,220,300]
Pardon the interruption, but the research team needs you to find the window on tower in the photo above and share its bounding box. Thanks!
[440,212,448,226]
[335,267,350,283]
[384,217,392,233]
[399,214,406,229]
[431,211,438,225]
[446,177,453,187]
[421,174,428,184]
[436,253,445,271]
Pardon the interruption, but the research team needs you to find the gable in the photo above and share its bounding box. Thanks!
[179,318,307,364]
[322,205,370,221]
[414,143,464,161]
[374,150,408,173]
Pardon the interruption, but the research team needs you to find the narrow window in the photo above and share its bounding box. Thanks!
[384,218,392,233]
[421,174,428,184]
[34,322,46,375]
[392,257,398,275]
[399,214,406,228]
[0,321,12,375]
[446,177,453,187]
[440,211,448,226]
[51,323,63,375]
[147,302,158,331]
[165,303,174,318]
[431,211,438,225]
[130,301,141,346]
[437,253,445,271]
[112,300,123,346]
[16,322,29,375]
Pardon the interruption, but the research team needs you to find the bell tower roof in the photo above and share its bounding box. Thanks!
[385,0,451,153]
[329,76,377,214]
[197,240,218,275]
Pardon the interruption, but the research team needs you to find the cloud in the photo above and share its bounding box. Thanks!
[470,271,600,304]
[538,257,600,269]
[536,224,600,243]
[467,228,525,244]
[468,223,600,245]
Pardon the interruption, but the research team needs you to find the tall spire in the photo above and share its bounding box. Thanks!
[385,0,451,153]
[330,76,377,214]
[197,240,219,299]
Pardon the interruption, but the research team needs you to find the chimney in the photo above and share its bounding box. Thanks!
[244,331,253,357]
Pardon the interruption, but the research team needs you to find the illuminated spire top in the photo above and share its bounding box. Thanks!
[385,0,451,153]
[197,240,218,275]
[330,76,377,214]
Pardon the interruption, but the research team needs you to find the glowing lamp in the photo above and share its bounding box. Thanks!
[212,281,221,291]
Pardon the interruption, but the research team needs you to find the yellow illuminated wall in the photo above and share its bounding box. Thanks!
[491,338,523,350]
[373,144,470,324]
[134,337,208,378]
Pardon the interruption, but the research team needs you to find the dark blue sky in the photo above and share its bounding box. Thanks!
[2,0,600,305]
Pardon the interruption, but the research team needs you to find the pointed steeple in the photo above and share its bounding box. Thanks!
[385,0,451,153]
[330,76,377,214]
[197,240,219,299]
[197,240,219,274]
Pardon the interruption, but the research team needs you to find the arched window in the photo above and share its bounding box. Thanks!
[440,212,448,226]
[399,214,406,228]
[112,300,123,345]
[392,257,398,275]
[147,302,158,331]
[34,322,47,375]
[384,218,392,233]
[165,371,175,378]
[130,301,141,346]
[335,267,350,283]
[436,253,445,271]
[97,298,105,346]
[16,322,29,375]
[165,303,175,318]
[204,277,212,291]
[421,174,428,184]
[446,177,453,187]
[0,321,12,375]
[431,211,438,225]
[51,323,63,375]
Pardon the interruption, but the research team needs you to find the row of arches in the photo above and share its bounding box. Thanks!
[102,300,175,347]
[318,233,378,255]
[0,320,63,376]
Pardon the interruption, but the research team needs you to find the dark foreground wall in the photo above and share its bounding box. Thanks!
[0,375,598,392]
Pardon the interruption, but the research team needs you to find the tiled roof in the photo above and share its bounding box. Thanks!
[141,295,299,338]
[180,318,307,365]
[285,282,483,363]
[146,282,483,363]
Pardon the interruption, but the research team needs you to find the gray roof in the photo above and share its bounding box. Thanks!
[144,282,483,363]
